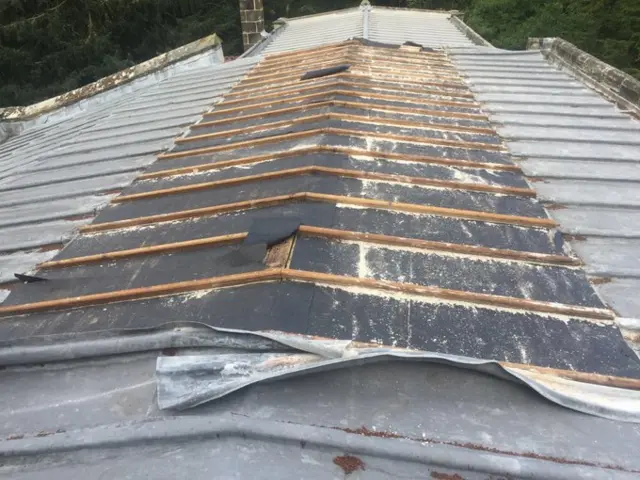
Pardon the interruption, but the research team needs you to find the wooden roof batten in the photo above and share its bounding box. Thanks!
[5,39,634,389]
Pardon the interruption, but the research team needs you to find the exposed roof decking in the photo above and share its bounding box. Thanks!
[2,41,638,385]
[453,49,640,319]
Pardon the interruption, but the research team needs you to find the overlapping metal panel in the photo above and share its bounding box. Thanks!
[453,49,640,319]
[0,56,259,293]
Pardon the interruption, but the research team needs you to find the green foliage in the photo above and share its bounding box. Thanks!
[0,0,242,107]
[1,0,638,107]
[464,0,640,79]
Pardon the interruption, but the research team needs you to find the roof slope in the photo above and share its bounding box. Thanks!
[453,49,640,319]
[0,56,259,297]
[253,6,476,56]
[1,40,638,384]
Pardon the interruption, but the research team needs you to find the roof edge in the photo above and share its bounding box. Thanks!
[0,33,223,124]
[449,13,493,48]
[528,37,640,119]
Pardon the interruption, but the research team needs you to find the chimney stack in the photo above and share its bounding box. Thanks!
[239,0,265,51]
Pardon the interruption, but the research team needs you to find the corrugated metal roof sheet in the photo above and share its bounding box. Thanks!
[453,49,640,319]
[256,6,475,56]
[0,56,259,294]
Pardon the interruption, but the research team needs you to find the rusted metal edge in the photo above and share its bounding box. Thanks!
[195,103,493,134]
[202,97,488,122]
[179,113,497,145]
[158,127,504,161]
[283,269,615,321]
[38,225,578,271]
[501,362,640,390]
[142,146,519,181]
[80,192,555,234]
[215,88,477,111]
[115,165,534,204]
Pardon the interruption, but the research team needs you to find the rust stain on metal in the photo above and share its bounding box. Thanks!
[35,428,66,437]
[564,234,588,242]
[335,425,638,473]
[333,455,365,474]
[341,426,401,438]
[37,243,64,253]
[589,276,613,285]
[544,203,568,210]
[431,472,465,480]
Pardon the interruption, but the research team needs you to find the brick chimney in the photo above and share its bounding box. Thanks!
[239,0,265,51]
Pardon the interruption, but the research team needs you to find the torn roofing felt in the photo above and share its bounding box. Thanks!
[1,39,639,392]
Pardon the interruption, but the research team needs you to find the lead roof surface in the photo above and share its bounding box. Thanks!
[1,40,638,381]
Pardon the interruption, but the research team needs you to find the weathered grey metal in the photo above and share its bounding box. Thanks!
[0,56,259,296]
[450,13,494,47]
[528,37,640,118]
[0,34,223,123]
[252,6,475,56]
[453,48,640,322]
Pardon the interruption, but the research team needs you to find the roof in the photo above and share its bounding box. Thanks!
[0,54,259,297]
[1,38,637,377]
[249,5,477,56]
[2,8,640,478]
[451,48,640,319]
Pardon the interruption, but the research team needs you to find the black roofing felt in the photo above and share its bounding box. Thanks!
[1,283,639,378]
[95,176,545,223]
[3,42,639,380]
[125,153,528,194]
[291,235,604,307]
